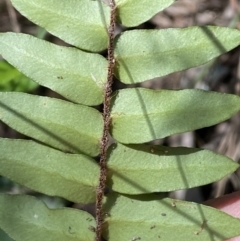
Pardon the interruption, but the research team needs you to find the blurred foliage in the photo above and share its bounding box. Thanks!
[0,60,38,92]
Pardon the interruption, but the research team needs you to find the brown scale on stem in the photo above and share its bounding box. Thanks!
[95,1,116,241]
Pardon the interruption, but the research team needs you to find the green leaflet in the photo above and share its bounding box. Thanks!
[0,138,99,203]
[0,92,103,156]
[0,33,107,106]
[110,88,240,143]
[103,193,240,241]
[10,0,110,52]
[115,0,175,27]
[107,143,239,194]
[114,27,240,84]
[0,194,95,241]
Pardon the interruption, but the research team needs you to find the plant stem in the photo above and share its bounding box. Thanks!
[95,1,116,241]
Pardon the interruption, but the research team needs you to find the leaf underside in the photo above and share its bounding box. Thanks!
[115,0,176,27]
[0,138,99,203]
[103,193,240,241]
[107,143,239,194]
[10,0,111,52]
[110,88,240,143]
[0,33,108,106]
[0,92,103,156]
[114,27,240,84]
[0,194,96,241]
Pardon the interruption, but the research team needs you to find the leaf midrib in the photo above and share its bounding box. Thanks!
[115,42,216,61]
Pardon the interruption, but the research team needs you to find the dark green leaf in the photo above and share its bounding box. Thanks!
[107,143,239,194]
[0,194,95,241]
[110,88,240,143]
[0,92,103,156]
[0,229,14,241]
[103,193,240,241]
[10,0,110,52]
[114,27,240,84]
[0,138,99,203]
[0,33,107,105]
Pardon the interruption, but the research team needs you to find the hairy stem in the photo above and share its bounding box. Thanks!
[95,1,116,241]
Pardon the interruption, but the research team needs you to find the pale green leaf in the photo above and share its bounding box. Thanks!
[0,92,103,156]
[0,33,108,106]
[114,27,240,84]
[115,0,175,27]
[107,143,239,194]
[0,138,99,203]
[110,88,240,143]
[103,193,240,241]
[0,194,95,241]
[10,0,110,52]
